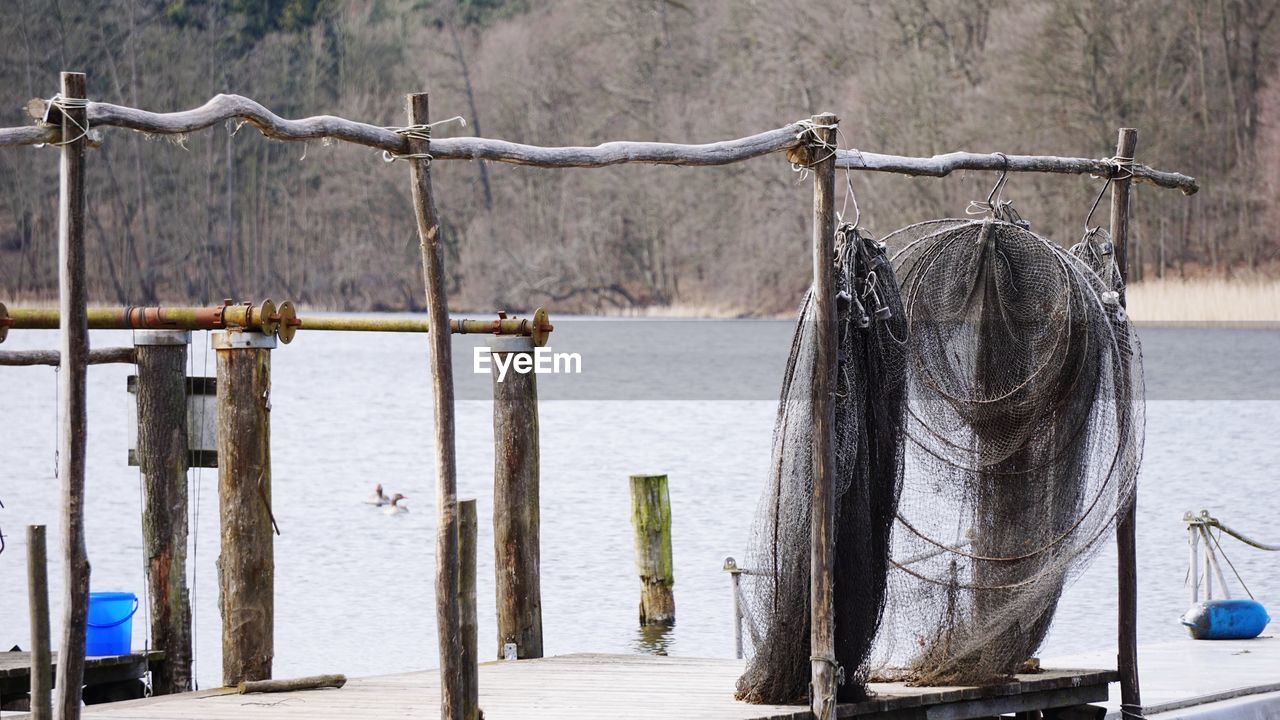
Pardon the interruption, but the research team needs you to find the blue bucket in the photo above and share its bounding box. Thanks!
[85,591,138,656]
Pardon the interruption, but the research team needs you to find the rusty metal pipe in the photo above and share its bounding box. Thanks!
[0,302,553,346]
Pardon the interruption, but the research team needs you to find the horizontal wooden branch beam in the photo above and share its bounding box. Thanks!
[427,125,807,167]
[835,149,1199,194]
[0,94,1197,192]
[0,347,135,366]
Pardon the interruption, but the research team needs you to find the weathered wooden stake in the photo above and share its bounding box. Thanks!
[213,330,275,686]
[27,525,52,720]
[807,112,840,720]
[134,330,193,694]
[404,91,464,720]
[1109,127,1142,720]
[629,474,675,625]
[54,70,91,720]
[490,336,543,659]
[458,498,480,720]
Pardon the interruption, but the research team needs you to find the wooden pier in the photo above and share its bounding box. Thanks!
[55,654,1114,720]
[0,651,165,710]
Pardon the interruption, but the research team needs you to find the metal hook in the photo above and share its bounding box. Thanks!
[1083,173,1114,233]
[986,153,1010,208]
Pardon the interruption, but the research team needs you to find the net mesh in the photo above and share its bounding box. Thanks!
[736,224,910,704]
[873,212,1143,685]
[737,207,1144,700]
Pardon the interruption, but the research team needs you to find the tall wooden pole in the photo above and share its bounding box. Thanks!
[405,92,464,720]
[213,330,275,686]
[490,336,543,659]
[807,112,840,720]
[1110,127,1142,720]
[27,525,52,720]
[54,70,90,720]
[134,330,193,694]
[458,498,480,720]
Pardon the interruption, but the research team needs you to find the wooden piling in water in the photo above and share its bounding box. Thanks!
[458,498,480,720]
[1110,127,1142,719]
[213,331,276,686]
[54,70,91,720]
[133,330,193,694]
[404,91,464,720]
[629,474,675,625]
[490,336,544,660]
[27,525,51,720]
[806,112,840,720]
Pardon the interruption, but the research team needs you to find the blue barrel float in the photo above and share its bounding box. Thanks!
[85,591,139,656]
[1181,599,1271,640]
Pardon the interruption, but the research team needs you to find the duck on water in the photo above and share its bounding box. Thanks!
[364,483,389,506]
[384,493,409,515]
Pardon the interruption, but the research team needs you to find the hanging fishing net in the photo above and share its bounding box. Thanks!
[871,208,1144,685]
[736,224,909,704]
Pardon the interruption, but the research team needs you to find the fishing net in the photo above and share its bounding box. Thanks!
[872,209,1144,685]
[736,224,909,704]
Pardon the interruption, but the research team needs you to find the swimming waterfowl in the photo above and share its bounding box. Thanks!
[364,483,389,506]
[384,494,409,515]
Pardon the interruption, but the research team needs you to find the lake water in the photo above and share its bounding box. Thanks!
[1,320,1277,689]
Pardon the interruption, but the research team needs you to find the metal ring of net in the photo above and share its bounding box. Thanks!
[871,214,1143,686]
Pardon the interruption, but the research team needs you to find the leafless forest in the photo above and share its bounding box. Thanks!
[0,0,1277,314]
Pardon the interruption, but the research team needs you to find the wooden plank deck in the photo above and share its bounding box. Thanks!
[0,651,164,697]
[57,654,1113,720]
[1048,636,1280,718]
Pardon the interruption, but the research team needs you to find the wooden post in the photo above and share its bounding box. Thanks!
[807,112,840,720]
[629,474,675,625]
[458,498,480,720]
[134,330,193,694]
[490,336,543,659]
[404,91,464,720]
[213,330,275,686]
[1109,127,1142,720]
[54,70,91,720]
[27,525,52,720]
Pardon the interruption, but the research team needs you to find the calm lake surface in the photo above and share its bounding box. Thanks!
[1,319,1277,689]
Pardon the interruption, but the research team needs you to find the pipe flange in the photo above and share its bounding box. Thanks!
[531,307,551,347]
[277,301,298,344]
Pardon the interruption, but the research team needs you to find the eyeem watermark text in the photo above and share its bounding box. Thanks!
[475,347,582,381]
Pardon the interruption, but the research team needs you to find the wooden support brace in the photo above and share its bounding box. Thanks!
[53,69,91,720]
[134,330,193,694]
[404,91,465,720]
[807,112,840,720]
[491,336,544,659]
[1110,127,1142,720]
[214,331,275,687]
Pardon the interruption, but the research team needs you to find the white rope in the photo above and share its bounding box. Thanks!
[791,119,839,179]
[39,93,91,147]
[381,115,467,163]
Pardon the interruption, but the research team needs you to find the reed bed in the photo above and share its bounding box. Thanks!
[1126,278,1280,325]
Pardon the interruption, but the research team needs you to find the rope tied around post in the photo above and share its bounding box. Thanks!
[381,115,467,163]
[38,93,92,147]
[789,119,839,178]
[808,654,845,717]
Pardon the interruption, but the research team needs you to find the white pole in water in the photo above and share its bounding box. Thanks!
[1203,528,1214,600]
[1201,527,1232,600]
[1188,527,1201,605]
